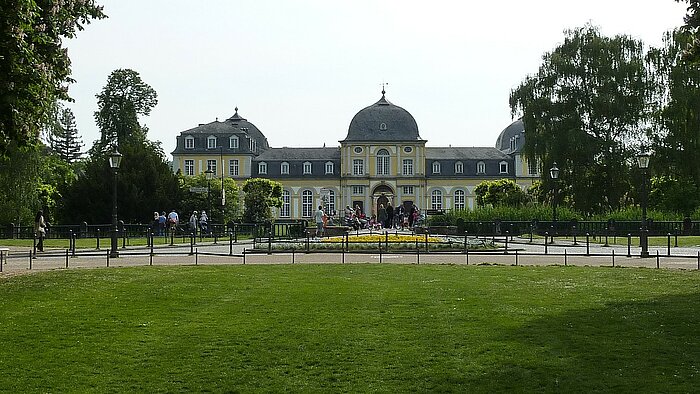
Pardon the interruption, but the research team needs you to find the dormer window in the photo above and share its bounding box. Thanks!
[229,135,239,149]
[281,162,289,174]
[258,162,267,175]
[455,161,463,174]
[207,135,217,149]
[379,123,387,131]
[249,138,257,153]
[303,161,312,175]
[477,161,486,174]
[325,161,334,174]
[185,136,194,149]
[500,161,509,174]
[432,161,441,174]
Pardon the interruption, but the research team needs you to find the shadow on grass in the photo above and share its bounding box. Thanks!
[467,292,700,392]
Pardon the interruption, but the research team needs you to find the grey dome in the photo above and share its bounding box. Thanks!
[343,93,422,142]
[225,108,270,150]
[496,118,525,154]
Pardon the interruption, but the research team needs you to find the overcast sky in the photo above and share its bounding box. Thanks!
[65,1,688,159]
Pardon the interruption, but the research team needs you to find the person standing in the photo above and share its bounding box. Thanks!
[34,210,46,252]
[378,204,387,230]
[314,205,326,238]
[158,212,166,235]
[199,210,209,235]
[386,203,394,229]
[167,209,179,234]
[152,211,160,235]
[189,211,198,237]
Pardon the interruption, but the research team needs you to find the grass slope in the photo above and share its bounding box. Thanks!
[0,265,698,392]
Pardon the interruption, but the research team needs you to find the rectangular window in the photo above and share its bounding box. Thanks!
[229,159,239,176]
[403,186,414,195]
[402,159,413,175]
[303,162,312,174]
[281,162,289,174]
[230,136,239,149]
[207,137,217,149]
[281,191,291,218]
[185,137,194,149]
[184,160,194,176]
[325,162,334,174]
[352,186,364,195]
[500,162,508,174]
[207,159,217,174]
[455,162,464,174]
[353,159,364,176]
[528,160,538,175]
[259,162,267,175]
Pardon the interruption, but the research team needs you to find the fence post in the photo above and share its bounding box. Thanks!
[656,250,660,269]
[544,232,549,255]
[229,231,233,256]
[189,233,194,255]
[96,228,101,250]
[306,230,310,253]
[667,233,671,256]
[106,249,110,267]
[515,250,518,266]
[121,221,126,249]
[416,244,420,265]
[504,231,508,253]
[32,236,36,259]
[268,230,272,255]
[604,227,609,247]
[573,226,578,245]
[674,228,678,248]
[697,251,699,271]
[243,248,246,265]
[627,233,631,257]
[463,231,468,253]
[379,241,382,263]
[612,249,615,267]
[586,233,590,256]
[65,249,69,269]
[424,232,429,252]
[150,232,154,256]
[29,250,32,269]
[71,232,76,257]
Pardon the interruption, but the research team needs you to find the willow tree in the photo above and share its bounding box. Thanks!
[510,24,649,213]
[646,30,700,213]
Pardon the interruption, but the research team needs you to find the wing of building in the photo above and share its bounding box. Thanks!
[171,91,539,219]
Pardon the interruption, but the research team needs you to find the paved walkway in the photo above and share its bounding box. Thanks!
[2,232,700,276]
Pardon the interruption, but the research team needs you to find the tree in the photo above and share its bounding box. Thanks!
[242,178,283,223]
[49,106,83,163]
[0,0,105,156]
[178,174,241,223]
[94,69,157,151]
[474,179,528,208]
[676,0,700,61]
[510,24,649,214]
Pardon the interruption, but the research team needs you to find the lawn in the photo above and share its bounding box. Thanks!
[0,265,698,392]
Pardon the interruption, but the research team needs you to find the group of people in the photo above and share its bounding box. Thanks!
[342,202,422,231]
[152,209,210,236]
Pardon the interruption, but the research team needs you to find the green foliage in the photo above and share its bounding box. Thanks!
[435,205,582,223]
[48,105,83,163]
[676,0,700,61]
[93,69,158,151]
[242,178,283,223]
[474,179,528,207]
[587,206,683,222]
[510,24,648,214]
[648,175,699,216]
[60,139,179,224]
[0,0,105,155]
[178,174,241,223]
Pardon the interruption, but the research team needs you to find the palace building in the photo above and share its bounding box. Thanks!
[171,90,538,219]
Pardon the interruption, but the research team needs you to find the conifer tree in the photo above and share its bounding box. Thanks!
[49,107,83,164]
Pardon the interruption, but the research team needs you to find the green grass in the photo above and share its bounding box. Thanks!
[1,265,699,392]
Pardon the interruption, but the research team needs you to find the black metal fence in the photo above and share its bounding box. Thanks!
[426,219,699,238]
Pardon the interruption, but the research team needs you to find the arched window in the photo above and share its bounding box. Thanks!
[281,190,291,217]
[455,161,463,174]
[302,190,313,218]
[477,161,486,174]
[432,161,441,174]
[454,190,465,210]
[376,149,390,175]
[431,189,443,210]
[280,162,289,174]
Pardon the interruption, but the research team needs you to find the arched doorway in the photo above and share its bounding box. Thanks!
[372,184,394,216]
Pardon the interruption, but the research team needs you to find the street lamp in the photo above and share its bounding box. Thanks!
[109,147,123,258]
[204,169,214,226]
[637,152,651,258]
[549,162,560,237]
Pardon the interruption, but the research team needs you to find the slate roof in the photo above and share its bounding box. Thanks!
[342,92,424,142]
[425,147,511,160]
[495,118,525,154]
[254,147,341,161]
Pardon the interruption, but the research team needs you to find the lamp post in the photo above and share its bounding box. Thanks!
[637,152,651,258]
[549,162,560,238]
[204,169,214,224]
[109,148,123,258]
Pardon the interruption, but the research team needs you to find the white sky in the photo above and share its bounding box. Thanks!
[65,0,688,159]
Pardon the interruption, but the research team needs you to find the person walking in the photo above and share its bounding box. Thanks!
[34,210,46,252]
[199,210,209,235]
[158,212,166,235]
[189,211,198,237]
[386,203,394,229]
[314,205,326,238]
[377,204,387,230]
